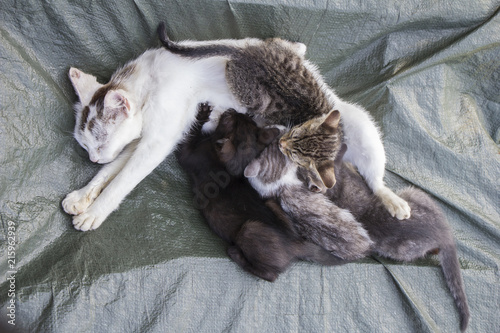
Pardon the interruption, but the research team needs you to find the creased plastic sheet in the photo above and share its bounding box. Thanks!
[0,1,499,332]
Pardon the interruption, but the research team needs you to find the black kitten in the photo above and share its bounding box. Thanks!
[175,105,345,282]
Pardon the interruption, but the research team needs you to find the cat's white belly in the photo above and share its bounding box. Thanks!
[146,50,246,134]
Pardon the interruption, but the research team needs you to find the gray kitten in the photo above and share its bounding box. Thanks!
[245,141,470,332]
[326,144,470,331]
[244,131,373,262]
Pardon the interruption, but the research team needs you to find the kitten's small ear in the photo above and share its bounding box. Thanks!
[258,128,281,145]
[322,110,341,132]
[69,67,102,106]
[215,138,228,149]
[215,138,232,154]
[244,160,261,178]
[317,160,336,188]
[335,144,348,164]
[103,89,131,122]
[303,167,327,193]
[216,138,236,163]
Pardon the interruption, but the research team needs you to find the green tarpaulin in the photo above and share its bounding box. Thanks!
[1,1,499,332]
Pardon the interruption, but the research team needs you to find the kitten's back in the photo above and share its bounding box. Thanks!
[329,150,470,332]
[226,40,331,124]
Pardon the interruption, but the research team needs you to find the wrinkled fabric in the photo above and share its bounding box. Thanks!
[0,1,499,332]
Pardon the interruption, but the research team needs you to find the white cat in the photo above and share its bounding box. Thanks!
[63,36,409,231]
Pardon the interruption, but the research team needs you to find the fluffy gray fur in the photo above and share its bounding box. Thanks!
[245,141,470,332]
[327,144,470,331]
[244,139,373,261]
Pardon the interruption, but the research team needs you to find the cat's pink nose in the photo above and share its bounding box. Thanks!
[279,139,288,149]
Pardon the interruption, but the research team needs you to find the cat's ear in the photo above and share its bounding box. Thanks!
[103,89,131,122]
[216,138,236,164]
[335,144,348,165]
[69,67,103,106]
[258,128,281,145]
[321,110,341,132]
[317,160,336,188]
[306,169,327,193]
[244,160,261,178]
[215,138,233,154]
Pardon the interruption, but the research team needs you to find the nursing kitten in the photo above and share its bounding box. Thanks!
[158,22,410,219]
[326,144,470,332]
[238,111,372,260]
[176,104,346,281]
[245,139,470,332]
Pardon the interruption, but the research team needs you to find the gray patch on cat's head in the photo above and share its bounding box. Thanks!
[69,65,141,164]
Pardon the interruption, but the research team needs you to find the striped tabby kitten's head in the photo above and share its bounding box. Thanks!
[278,110,343,192]
[68,66,142,164]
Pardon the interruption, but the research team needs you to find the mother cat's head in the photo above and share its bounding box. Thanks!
[68,67,142,164]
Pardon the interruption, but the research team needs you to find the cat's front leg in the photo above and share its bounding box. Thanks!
[374,187,411,220]
[340,101,411,219]
[63,141,137,216]
[72,133,182,231]
[63,183,103,216]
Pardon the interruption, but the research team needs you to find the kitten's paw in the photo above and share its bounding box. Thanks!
[376,187,411,220]
[62,190,94,215]
[197,102,213,121]
[72,211,105,231]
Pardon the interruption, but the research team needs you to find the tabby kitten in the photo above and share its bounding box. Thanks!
[176,104,346,281]
[243,112,373,261]
[244,135,470,332]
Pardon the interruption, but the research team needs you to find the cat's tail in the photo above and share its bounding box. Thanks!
[297,241,350,266]
[439,244,470,332]
[157,22,236,58]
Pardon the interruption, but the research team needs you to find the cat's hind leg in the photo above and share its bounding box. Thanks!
[227,245,279,282]
[339,101,411,219]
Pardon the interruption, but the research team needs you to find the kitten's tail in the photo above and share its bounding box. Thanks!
[439,244,470,332]
[157,22,236,58]
[297,241,349,266]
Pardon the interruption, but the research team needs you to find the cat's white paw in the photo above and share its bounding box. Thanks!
[62,190,94,215]
[72,211,105,231]
[376,187,411,220]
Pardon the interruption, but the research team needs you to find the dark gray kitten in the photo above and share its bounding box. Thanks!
[245,141,470,332]
[244,134,373,262]
[326,144,470,332]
